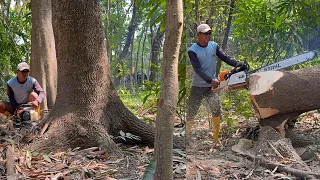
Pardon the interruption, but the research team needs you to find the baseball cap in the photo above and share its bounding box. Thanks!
[197,24,212,33]
[17,62,30,71]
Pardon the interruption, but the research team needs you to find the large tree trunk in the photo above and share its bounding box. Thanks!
[149,25,164,82]
[27,0,183,155]
[249,66,320,136]
[30,0,57,110]
[154,0,183,179]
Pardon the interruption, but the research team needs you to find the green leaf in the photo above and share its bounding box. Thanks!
[32,151,39,157]
[274,14,285,28]
[147,3,160,20]
[142,159,156,180]
[136,0,142,8]
[142,94,152,104]
[160,17,166,32]
[150,14,165,27]
[43,154,52,163]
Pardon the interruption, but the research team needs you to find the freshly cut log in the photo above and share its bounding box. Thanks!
[248,66,320,136]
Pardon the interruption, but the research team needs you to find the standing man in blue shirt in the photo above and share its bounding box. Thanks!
[0,62,46,115]
[186,24,246,143]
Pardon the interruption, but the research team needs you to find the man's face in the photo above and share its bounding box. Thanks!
[198,31,212,43]
[17,69,29,82]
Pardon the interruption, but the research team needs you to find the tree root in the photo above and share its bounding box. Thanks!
[255,126,319,179]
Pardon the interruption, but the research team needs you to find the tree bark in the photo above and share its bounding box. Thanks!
[149,25,164,82]
[154,0,183,179]
[194,0,200,25]
[249,66,320,136]
[27,0,183,156]
[141,34,146,84]
[116,0,139,87]
[134,32,143,88]
[216,0,235,76]
[30,0,57,110]
[103,0,111,60]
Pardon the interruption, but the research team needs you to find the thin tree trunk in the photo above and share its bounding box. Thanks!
[30,0,57,110]
[149,25,164,82]
[128,30,135,88]
[141,34,146,84]
[216,0,235,75]
[135,32,143,89]
[207,0,215,27]
[195,0,200,25]
[117,0,139,86]
[154,0,183,179]
[103,0,111,61]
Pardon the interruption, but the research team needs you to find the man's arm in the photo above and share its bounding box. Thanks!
[216,45,239,67]
[33,80,46,104]
[188,50,213,84]
[7,84,19,110]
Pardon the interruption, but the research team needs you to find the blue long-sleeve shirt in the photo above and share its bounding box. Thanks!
[188,42,238,86]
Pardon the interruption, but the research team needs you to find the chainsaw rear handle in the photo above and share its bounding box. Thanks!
[224,61,250,80]
[14,103,32,115]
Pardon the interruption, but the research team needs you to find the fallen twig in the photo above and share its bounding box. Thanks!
[249,154,319,179]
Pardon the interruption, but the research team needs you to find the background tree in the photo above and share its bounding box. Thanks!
[149,24,164,82]
[30,0,57,110]
[114,0,140,87]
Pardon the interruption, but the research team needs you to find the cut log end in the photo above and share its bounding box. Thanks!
[249,71,283,95]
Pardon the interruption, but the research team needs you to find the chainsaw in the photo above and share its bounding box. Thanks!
[217,51,318,91]
[13,104,40,122]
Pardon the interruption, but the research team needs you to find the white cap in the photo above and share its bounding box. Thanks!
[17,62,30,71]
[197,24,211,33]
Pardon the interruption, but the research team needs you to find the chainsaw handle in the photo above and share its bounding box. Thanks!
[224,61,250,80]
[14,103,32,115]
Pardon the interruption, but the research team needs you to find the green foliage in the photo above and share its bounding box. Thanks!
[221,89,256,124]
[117,87,144,115]
[142,81,160,105]
[0,2,31,73]
[233,0,320,66]
[0,1,31,99]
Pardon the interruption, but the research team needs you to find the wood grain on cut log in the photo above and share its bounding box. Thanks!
[249,66,320,136]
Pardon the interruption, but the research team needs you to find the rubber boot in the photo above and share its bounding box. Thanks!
[211,116,221,142]
[36,105,41,118]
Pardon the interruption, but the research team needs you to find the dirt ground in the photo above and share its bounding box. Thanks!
[0,110,319,179]
[186,111,320,180]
